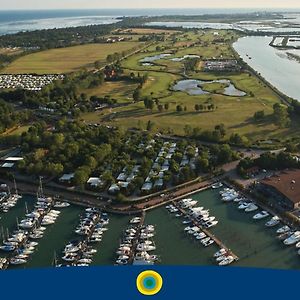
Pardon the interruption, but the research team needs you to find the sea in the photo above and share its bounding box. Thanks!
[0,8,300,36]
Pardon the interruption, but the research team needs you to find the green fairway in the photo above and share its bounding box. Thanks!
[2,42,142,74]
[81,80,139,104]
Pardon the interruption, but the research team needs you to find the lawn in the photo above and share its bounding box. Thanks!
[81,80,139,104]
[2,42,142,74]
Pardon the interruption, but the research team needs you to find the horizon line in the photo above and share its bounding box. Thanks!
[1,7,300,11]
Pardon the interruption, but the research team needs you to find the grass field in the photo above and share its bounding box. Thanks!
[81,80,139,103]
[2,42,142,74]
[118,28,180,35]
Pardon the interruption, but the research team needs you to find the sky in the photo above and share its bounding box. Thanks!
[1,0,300,10]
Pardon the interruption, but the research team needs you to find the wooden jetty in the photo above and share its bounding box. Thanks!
[172,201,239,262]
[128,211,146,265]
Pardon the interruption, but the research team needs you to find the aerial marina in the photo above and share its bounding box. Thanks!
[0,8,300,273]
[1,180,300,270]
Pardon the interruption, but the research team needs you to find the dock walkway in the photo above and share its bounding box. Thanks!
[128,212,146,264]
[172,201,239,262]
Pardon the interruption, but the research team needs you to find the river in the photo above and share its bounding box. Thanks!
[233,36,300,101]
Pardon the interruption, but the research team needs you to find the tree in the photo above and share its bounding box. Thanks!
[254,110,265,122]
[94,60,101,69]
[133,88,141,102]
[74,168,90,186]
[157,104,163,112]
[176,105,183,112]
[146,120,155,131]
[273,103,291,128]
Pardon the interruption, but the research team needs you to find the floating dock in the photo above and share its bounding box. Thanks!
[172,201,239,262]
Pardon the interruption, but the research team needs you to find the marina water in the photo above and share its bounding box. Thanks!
[1,189,300,269]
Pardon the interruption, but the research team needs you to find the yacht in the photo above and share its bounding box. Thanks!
[195,232,207,240]
[238,202,250,210]
[278,231,294,241]
[116,259,128,265]
[219,256,234,266]
[10,258,27,265]
[204,220,218,228]
[212,182,223,189]
[214,248,227,258]
[137,243,156,252]
[0,244,15,251]
[277,225,290,234]
[283,231,300,245]
[203,239,214,247]
[253,211,270,220]
[265,216,280,227]
[54,202,70,208]
[130,217,141,224]
[245,203,258,212]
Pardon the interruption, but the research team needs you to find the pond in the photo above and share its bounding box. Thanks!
[170,55,200,62]
[173,79,247,97]
[140,53,172,63]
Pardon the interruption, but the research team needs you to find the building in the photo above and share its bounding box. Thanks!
[260,170,300,210]
[203,60,241,72]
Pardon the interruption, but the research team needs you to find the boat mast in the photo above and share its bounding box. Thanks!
[25,202,28,215]
[13,177,18,196]
[39,177,44,198]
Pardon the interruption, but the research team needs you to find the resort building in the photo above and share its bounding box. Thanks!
[259,170,300,210]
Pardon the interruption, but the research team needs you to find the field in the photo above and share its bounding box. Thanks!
[117,28,180,35]
[81,80,139,104]
[2,42,142,74]
[79,29,300,142]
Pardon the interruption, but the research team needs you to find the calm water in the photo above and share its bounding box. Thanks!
[1,9,300,35]
[147,189,300,269]
[173,79,247,97]
[233,36,300,101]
[1,189,300,270]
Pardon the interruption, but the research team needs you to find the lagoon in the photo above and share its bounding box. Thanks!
[233,36,300,101]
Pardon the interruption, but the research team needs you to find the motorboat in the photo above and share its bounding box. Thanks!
[216,255,228,262]
[116,259,128,265]
[202,239,214,247]
[245,203,258,212]
[78,258,92,264]
[253,211,269,220]
[238,202,250,210]
[278,231,294,241]
[283,231,300,245]
[214,248,227,258]
[212,182,223,189]
[195,232,207,240]
[62,254,77,262]
[130,217,141,224]
[137,243,156,252]
[265,216,280,227]
[204,220,218,228]
[277,226,290,234]
[10,258,27,265]
[0,245,15,251]
[296,241,300,248]
[54,202,70,208]
[219,256,234,266]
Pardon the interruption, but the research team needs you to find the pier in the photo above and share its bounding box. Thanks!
[171,201,239,262]
[127,211,146,265]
